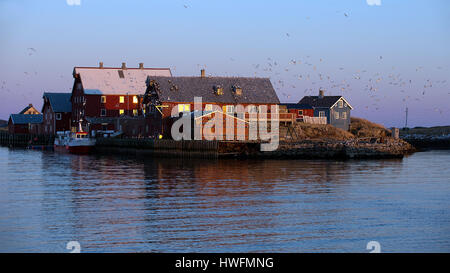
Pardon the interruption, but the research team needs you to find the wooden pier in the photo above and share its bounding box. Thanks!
[0,131,54,148]
[95,138,221,158]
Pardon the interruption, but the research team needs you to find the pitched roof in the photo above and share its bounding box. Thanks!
[279,103,313,109]
[147,76,280,104]
[19,104,40,115]
[298,96,353,109]
[74,67,172,95]
[9,114,43,125]
[43,93,72,113]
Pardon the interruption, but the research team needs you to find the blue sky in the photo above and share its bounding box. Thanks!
[0,0,449,127]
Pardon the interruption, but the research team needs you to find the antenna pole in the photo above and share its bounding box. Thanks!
[405,107,408,128]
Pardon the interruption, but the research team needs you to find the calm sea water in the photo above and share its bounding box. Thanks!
[0,147,449,253]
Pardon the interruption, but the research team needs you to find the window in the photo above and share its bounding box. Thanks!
[119,109,124,115]
[248,105,258,113]
[226,105,235,113]
[341,112,347,119]
[101,109,106,116]
[133,109,138,116]
[119,96,125,103]
[258,105,267,114]
[334,111,340,120]
[101,96,106,103]
[319,111,326,117]
[55,113,62,120]
[178,104,190,113]
[338,100,343,108]
[298,110,303,116]
[205,104,213,111]
[133,96,138,104]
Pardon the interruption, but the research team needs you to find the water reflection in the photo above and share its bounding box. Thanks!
[0,147,448,252]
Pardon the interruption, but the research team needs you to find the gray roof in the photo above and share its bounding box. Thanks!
[9,114,43,124]
[147,76,280,104]
[298,96,345,108]
[43,93,72,113]
[74,67,172,95]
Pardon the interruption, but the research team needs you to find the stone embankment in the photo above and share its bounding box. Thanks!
[401,134,450,150]
[254,138,415,159]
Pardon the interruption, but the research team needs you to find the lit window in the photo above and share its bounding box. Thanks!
[205,104,213,111]
[101,109,106,116]
[119,109,124,115]
[338,100,343,108]
[101,96,106,103]
[133,109,138,116]
[55,113,62,120]
[335,112,340,120]
[178,104,190,113]
[119,96,125,103]
[133,96,138,104]
[341,112,347,119]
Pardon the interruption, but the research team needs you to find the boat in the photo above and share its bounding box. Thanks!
[54,117,96,155]
[68,131,95,154]
[54,131,96,154]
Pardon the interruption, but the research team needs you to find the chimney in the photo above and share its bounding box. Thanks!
[121,62,127,70]
[139,63,144,69]
[319,89,325,99]
[99,62,104,69]
[29,104,33,107]
[201,69,205,78]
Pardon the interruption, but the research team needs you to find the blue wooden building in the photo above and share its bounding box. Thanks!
[298,90,353,131]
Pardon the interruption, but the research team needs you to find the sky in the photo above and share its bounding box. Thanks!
[0,0,449,127]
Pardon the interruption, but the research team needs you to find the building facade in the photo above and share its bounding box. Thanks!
[143,70,283,139]
[70,62,172,134]
[8,114,43,134]
[298,90,353,131]
[42,93,72,135]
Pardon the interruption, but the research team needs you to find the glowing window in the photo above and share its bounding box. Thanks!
[119,96,125,103]
[101,96,106,103]
[133,109,138,116]
[133,96,138,104]
[119,109,124,115]
[178,104,190,113]
[205,104,213,111]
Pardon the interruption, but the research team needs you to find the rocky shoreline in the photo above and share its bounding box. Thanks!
[249,138,416,159]
[401,134,450,150]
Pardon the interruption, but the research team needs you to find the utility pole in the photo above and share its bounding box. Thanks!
[405,107,409,129]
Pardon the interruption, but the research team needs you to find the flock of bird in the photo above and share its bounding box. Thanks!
[1,5,449,119]
[251,54,448,115]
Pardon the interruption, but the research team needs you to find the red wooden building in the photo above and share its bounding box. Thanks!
[41,93,72,135]
[8,114,43,134]
[279,103,314,122]
[143,70,289,140]
[71,62,172,134]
